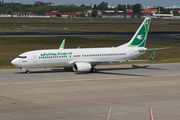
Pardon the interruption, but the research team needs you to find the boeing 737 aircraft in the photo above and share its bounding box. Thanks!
[11,18,167,74]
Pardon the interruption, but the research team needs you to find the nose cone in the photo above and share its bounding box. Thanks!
[11,59,19,67]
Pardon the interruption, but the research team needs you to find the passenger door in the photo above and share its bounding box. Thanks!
[33,53,38,63]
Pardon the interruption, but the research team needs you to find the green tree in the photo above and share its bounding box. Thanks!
[156,6,171,14]
[37,6,44,15]
[114,7,118,12]
[93,4,97,9]
[25,7,37,14]
[48,6,58,12]
[173,10,180,16]
[127,4,131,9]
[156,6,165,14]
[98,1,108,11]
[13,4,22,12]
[162,9,170,14]
[132,3,142,13]
[117,4,126,11]
[2,3,12,14]
[159,6,165,12]
[92,8,98,17]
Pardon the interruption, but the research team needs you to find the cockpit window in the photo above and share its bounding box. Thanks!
[18,56,27,59]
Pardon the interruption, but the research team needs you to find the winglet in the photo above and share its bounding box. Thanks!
[148,49,157,61]
[59,39,65,49]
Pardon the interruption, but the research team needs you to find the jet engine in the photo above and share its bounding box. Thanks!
[73,62,91,72]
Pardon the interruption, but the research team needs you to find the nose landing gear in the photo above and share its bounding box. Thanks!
[21,68,30,74]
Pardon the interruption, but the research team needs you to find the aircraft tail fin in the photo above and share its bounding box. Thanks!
[119,18,151,48]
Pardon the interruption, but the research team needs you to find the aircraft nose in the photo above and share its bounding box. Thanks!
[11,59,19,66]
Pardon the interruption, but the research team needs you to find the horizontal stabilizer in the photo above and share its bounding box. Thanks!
[127,50,158,62]
[139,47,170,52]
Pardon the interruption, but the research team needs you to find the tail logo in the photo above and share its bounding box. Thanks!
[128,18,151,47]
[136,35,144,40]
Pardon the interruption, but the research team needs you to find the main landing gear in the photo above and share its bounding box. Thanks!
[90,68,97,73]
[90,64,97,73]
[26,70,30,74]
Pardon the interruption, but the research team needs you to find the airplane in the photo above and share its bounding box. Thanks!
[11,17,168,74]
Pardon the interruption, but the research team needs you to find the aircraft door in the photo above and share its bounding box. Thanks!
[129,50,133,59]
[33,53,38,63]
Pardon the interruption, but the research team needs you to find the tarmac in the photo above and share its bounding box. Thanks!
[0,31,180,40]
[0,63,180,120]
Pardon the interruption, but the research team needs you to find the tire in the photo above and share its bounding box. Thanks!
[26,70,30,74]
[90,68,96,73]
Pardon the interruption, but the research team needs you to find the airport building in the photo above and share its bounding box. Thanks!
[34,1,55,6]
[45,12,79,18]
[101,8,152,18]
[100,8,180,19]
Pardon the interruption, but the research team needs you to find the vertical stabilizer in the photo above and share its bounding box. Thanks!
[120,18,151,48]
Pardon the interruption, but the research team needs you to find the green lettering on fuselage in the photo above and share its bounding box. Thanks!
[40,52,72,57]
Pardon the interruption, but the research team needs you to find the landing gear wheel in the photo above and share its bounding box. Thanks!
[90,68,96,73]
[93,68,96,73]
[26,70,30,74]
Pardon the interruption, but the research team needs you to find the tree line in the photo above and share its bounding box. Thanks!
[0,1,179,16]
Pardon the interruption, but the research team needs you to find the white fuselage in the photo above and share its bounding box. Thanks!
[11,46,146,69]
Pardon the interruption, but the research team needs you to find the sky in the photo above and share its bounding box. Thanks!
[3,0,180,7]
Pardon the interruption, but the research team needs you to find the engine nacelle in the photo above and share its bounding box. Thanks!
[73,62,91,72]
